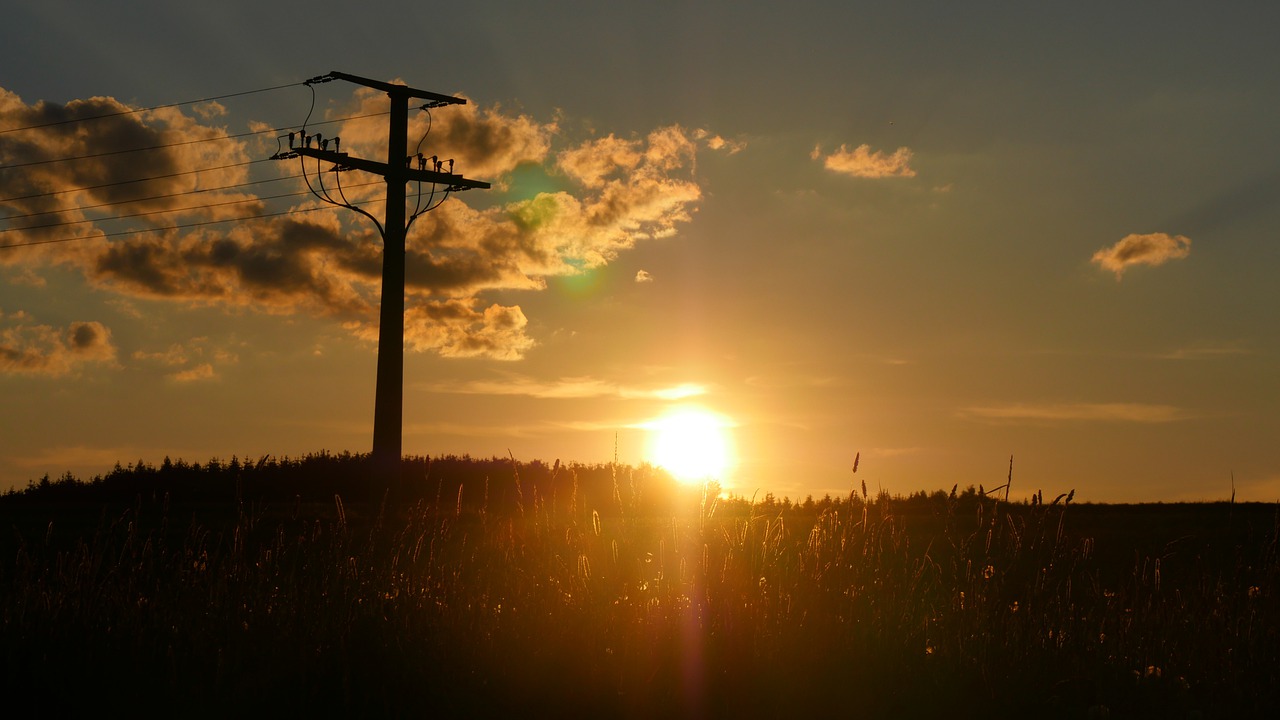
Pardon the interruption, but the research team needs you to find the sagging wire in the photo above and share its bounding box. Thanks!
[405,105,452,235]
[332,162,384,236]
[286,75,386,236]
[268,75,473,242]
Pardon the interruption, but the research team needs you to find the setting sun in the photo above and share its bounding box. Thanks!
[641,407,735,483]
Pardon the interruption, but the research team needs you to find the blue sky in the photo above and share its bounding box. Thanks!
[3,1,1279,501]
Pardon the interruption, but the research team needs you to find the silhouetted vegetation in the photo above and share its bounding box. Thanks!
[2,454,1277,717]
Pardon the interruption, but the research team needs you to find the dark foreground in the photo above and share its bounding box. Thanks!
[2,454,1277,718]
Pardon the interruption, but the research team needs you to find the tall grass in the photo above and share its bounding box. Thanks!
[1,458,1276,717]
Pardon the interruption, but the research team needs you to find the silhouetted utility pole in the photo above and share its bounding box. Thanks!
[284,71,489,480]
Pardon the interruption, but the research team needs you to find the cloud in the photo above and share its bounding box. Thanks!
[866,447,929,459]
[646,383,707,400]
[1091,233,1191,279]
[1,84,715,361]
[1158,344,1248,360]
[0,316,117,376]
[133,337,236,380]
[0,87,260,256]
[335,88,556,181]
[422,374,707,401]
[815,143,916,178]
[171,363,216,382]
[958,402,1191,424]
[694,128,746,154]
[635,269,653,283]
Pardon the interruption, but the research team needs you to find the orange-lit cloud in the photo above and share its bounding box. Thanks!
[0,314,117,376]
[814,143,916,178]
[1091,233,1191,279]
[132,337,237,381]
[170,363,216,382]
[958,402,1191,423]
[635,269,653,283]
[695,129,746,154]
[0,87,258,256]
[422,374,707,401]
[1,85,716,361]
[331,87,555,183]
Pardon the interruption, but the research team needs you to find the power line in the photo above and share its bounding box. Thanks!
[0,110,390,171]
[1,173,306,222]
[0,199,384,251]
[0,111,391,214]
[0,158,273,205]
[1,179,383,234]
[4,188,323,233]
[0,82,304,136]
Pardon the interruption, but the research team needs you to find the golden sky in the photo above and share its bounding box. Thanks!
[2,2,1279,501]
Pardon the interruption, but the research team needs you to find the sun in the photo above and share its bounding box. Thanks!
[642,406,735,483]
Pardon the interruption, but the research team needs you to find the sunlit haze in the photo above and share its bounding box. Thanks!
[2,2,1279,503]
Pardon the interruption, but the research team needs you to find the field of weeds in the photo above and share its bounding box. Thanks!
[2,454,1277,718]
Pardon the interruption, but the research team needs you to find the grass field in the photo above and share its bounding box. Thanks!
[2,453,1277,718]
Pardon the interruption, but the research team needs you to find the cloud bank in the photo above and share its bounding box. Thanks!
[1,84,730,361]
[1091,233,1191,279]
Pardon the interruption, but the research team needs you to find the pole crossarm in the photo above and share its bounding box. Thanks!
[324,71,467,107]
[293,147,491,191]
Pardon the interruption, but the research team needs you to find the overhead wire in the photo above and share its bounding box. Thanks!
[0,110,388,171]
[332,162,384,236]
[1,180,383,235]
[404,104,455,235]
[409,107,435,224]
[1,173,308,223]
[0,198,385,251]
[294,78,389,235]
[1,78,470,253]
[1,109,390,230]
[0,81,304,136]
[0,158,273,205]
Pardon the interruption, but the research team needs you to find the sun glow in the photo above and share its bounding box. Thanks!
[642,406,735,484]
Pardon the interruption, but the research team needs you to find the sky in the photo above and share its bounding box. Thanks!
[2,1,1279,502]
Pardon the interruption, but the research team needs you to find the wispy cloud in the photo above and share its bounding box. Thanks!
[635,269,653,283]
[958,402,1192,424]
[1091,233,1191,279]
[813,143,916,178]
[422,374,707,401]
[1,84,720,362]
[743,374,844,390]
[170,362,216,382]
[132,336,237,380]
[1158,344,1249,360]
[0,314,117,376]
[695,129,746,154]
